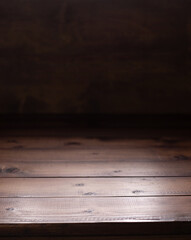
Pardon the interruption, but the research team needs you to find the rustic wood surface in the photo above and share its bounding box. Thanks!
[0,124,191,236]
[0,0,190,114]
[1,177,191,197]
[1,197,191,223]
[1,152,191,177]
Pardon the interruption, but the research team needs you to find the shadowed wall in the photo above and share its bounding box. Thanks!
[0,0,190,114]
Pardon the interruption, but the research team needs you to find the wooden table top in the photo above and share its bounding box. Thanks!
[0,117,191,237]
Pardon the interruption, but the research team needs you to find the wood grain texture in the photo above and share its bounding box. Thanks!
[0,155,191,177]
[1,124,191,237]
[1,148,191,162]
[1,197,191,223]
[0,177,191,197]
[0,132,191,150]
[0,0,190,114]
[1,131,191,177]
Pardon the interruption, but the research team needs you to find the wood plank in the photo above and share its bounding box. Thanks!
[0,177,191,197]
[1,147,191,162]
[0,156,191,177]
[1,196,191,223]
[0,161,190,177]
[2,147,191,161]
[1,143,191,177]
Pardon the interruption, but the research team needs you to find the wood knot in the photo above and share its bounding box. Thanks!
[84,192,95,196]
[5,167,20,173]
[132,190,144,194]
[84,209,93,213]
[75,183,84,187]
[6,208,14,211]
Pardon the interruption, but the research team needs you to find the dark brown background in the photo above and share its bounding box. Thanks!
[0,0,190,114]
